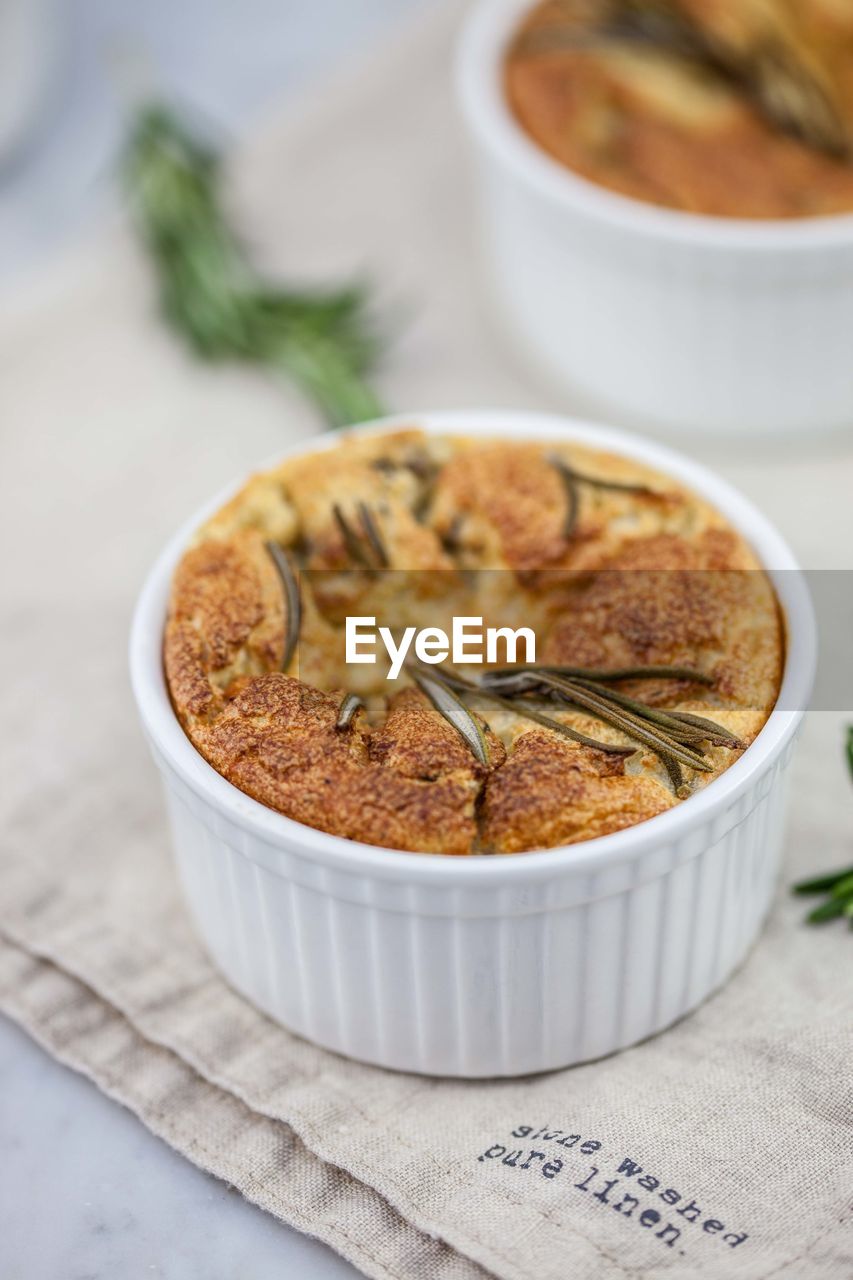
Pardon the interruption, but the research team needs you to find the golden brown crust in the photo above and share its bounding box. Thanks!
[541,529,783,710]
[164,530,285,725]
[505,0,853,219]
[480,730,672,853]
[430,444,568,571]
[368,687,506,781]
[194,677,490,855]
[164,430,784,854]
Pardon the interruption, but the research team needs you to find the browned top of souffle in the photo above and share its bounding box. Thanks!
[505,0,853,219]
[164,429,783,855]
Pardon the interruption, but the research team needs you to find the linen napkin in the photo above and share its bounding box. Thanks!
[2,2,853,1276]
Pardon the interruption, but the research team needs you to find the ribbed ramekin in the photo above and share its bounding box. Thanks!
[130,411,815,1077]
[457,0,853,437]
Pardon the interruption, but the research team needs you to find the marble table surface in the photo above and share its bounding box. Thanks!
[0,3,422,1276]
[0,1016,360,1280]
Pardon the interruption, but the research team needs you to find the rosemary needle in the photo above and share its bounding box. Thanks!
[536,673,713,773]
[482,690,635,757]
[793,865,853,896]
[569,678,743,749]
[335,692,364,731]
[548,665,713,685]
[792,726,853,928]
[264,541,301,673]
[358,501,390,568]
[438,669,633,756]
[548,455,580,539]
[333,502,389,570]
[333,504,374,569]
[831,873,853,900]
[412,670,491,767]
[559,465,658,498]
[807,897,850,925]
[547,453,660,542]
[477,664,734,795]
[665,710,744,746]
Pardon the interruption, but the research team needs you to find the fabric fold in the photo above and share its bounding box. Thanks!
[0,936,491,1280]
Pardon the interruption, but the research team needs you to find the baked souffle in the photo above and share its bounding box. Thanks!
[164,430,783,855]
[506,0,853,219]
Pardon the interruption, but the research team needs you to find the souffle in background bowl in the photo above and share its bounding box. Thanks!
[456,0,853,438]
[130,411,816,1077]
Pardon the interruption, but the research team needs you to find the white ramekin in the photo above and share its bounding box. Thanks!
[130,411,815,1077]
[457,0,853,437]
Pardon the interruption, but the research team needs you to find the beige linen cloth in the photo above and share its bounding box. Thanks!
[2,4,853,1277]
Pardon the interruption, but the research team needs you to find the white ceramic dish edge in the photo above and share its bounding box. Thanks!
[130,411,816,1076]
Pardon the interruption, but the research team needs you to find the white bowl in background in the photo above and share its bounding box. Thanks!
[456,0,853,438]
[130,411,816,1077]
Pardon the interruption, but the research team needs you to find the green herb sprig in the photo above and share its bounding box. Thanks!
[123,105,385,427]
[264,541,301,672]
[332,502,390,570]
[412,669,491,767]
[335,692,365,731]
[474,664,737,796]
[792,727,853,927]
[422,661,736,792]
[437,666,634,757]
[548,454,660,539]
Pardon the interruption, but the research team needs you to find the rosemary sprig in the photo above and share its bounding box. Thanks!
[475,688,634,757]
[476,663,739,796]
[437,669,638,757]
[333,504,374,569]
[407,656,731,785]
[792,727,853,928]
[535,673,710,765]
[550,455,580,539]
[547,454,660,541]
[567,678,743,748]
[412,670,491,767]
[357,502,390,568]
[552,458,658,498]
[662,709,743,743]
[123,104,385,427]
[805,896,851,925]
[487,663,714,686]
[532,672,711,797]
[264,541,301,672]
[335,692,364,731]
[793,865,853,897]
[831,873,853,900]
[440,513,466,555]
[332,502,390,570]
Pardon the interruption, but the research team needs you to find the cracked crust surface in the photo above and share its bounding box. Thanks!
[193,678,491,855]
[164,428,784,855]
[506,0,853,219]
